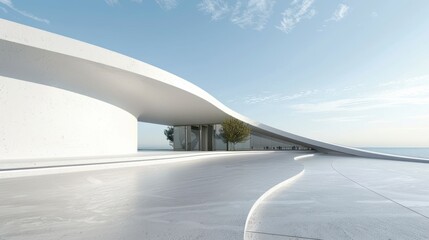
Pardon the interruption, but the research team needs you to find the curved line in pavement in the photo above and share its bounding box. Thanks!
[243,154,315,239]
[246,230,323,240]
[0,152,267,179]
[330,159,429,221]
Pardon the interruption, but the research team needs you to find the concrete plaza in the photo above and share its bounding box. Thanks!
[1,152,429,239]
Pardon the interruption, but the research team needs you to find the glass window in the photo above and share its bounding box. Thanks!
[173,126,187,151]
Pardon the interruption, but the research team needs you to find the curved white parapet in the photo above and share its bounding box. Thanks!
[0,19,427,161]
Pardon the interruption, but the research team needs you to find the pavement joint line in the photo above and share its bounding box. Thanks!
[0,155,192,171]
[246,230,324,240]
[330,158,429,221]
[0,151,280,179]
[243,154,314,240]
[0,151,270,172]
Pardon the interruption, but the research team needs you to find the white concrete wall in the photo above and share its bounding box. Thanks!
[0,77,137,160]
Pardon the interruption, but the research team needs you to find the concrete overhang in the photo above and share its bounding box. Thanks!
[1,19,427,162]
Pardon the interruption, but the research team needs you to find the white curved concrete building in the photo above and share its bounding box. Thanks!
[0,19,425,161]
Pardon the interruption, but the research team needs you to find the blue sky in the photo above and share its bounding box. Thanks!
[1,0,429,148]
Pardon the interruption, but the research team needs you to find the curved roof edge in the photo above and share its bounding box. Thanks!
[1,19,427,163]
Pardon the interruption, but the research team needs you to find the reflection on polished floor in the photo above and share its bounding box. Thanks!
[1,152,429,240]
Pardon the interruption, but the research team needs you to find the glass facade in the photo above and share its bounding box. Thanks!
[173,125,214,151]
[174,124,312,151]
[250,132,308,150]
[213,124,227,150]
[173,126,187,151]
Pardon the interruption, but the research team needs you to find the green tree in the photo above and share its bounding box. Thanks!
[220,118,251,151]
[164,126,174,147]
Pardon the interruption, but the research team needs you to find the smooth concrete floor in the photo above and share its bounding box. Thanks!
[0,152,304,240]
[246,155,429,240]
[1,152,429,240]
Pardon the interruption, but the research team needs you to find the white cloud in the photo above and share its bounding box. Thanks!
[313,116,365,123]
[276,89,319,101]
[378,74,429,87]
[292,98,381,112]
[105,0,119,6]
[277,0,316,33]
[156,0,177,10]
[105,0,177,10]
[328,3,349,21]
[0,0,49,24]
[244,89,319,104]
[291,78,429,113]
[408,113,429,122]
[198,0,230,21]
[197,0,275,30]
[244,75,429,112]
[244,94,278,104]
[231,0,276,30]
[409,114,429,121]
[107,0,144,4]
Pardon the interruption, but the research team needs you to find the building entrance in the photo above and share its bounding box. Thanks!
[173,125,213,151]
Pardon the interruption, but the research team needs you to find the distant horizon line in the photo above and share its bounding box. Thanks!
[138,146,429,149]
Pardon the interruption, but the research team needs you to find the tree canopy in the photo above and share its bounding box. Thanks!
[164,126,174,147]
[221,118,251,150]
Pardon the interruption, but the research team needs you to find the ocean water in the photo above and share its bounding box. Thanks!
[360,148,429,159]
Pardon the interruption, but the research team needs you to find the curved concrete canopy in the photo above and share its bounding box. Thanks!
[0,19,426,162]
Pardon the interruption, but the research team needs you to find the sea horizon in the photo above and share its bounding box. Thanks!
[138,147,429,159]
[359,147,429,159]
